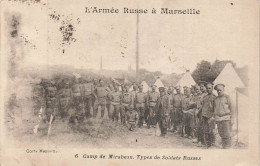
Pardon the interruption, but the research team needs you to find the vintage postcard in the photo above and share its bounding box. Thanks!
[0,0,259,165]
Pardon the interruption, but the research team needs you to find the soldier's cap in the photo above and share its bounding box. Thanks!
[214,84,225,90]
[129,105,134,110]
[50,81,55,85]
[206,82,214,88]
[198,81,207,87]
[194,84,200,90]
[159,87,165,92]
[99,79,104,82]
[183,86,189,89]
[175,85,181,90]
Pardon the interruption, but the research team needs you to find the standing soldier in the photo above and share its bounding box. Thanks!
[200,82,216,148]
[82,78,94,118]
[192,84,201,143]
[71,77,84,124]
[44,80,58,123]
[213,84,233,149]
[109,84,122,122]
[197,81,208,146]
[167,86,174,131]
[147,85,159,128]
[135,84,147,128]
[157,87,169,137]
[130,83,138,108]
[91,78,99,111]
[173,85,185,134]
[182,87,197,138]
[93,79,107,118]
[106,84,114,120]
[121,84,131,125]
[58,82,72,118]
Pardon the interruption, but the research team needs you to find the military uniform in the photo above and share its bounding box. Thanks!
[32,84,45,115]
[135,91,147,127]
[126,108,139,131]
[201,93,216,147]
[157,90,169,137]
[57,85,72,118]
[44,83,58,123]
[106,85,114,119]
[147,91,159,127]
[197,92,208,145]
[71,82,84,122]
[82,81,94,117]
[93,86,107,118]
[110,91,122,122]
[183,94,197,137]
[121,91,131,124]
[130,90,137,108]
[214,84,232,149]
[172,93,185,132]
[168,92,174,130]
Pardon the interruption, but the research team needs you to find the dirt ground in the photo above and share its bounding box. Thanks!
[6,106,245,149]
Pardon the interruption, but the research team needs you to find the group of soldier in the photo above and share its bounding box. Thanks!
[32,76,233,149]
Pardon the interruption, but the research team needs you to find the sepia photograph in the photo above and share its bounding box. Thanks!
[0,0,258,165]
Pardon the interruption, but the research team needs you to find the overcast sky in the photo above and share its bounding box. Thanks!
[6,0,257,74]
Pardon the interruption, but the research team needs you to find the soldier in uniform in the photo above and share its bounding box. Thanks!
[57,82,72,118]
[121,84,131,125]
[167,86,175,131]
[173,85,185,134]
[192,84,201,142]
[109,84,122,122]
[44,80,58,123]
[93,79,107,118]
[91,78,99,111]
[130,83,138,108]
[82,78,94,118]
[135,84,147,128]
[147,85,159,128]
[197,81,208,146]
[213,84,233,149]
[200,82,216,148]
[182,87,197,138]
[70,77,84,124]
[125,105,139,131]
[106,84,114,120]
[157,87,169,137]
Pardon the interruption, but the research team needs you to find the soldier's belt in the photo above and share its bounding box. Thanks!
[122,103,130,107]
[136,103,145,107]
[149,102,156,107]
[216,113,231,117]
[111,101,120,105]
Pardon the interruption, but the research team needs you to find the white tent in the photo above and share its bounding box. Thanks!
[213,63,247,145]
[214,63,245,93]
[154,77,164,92]
[141,81,151,93]
[175,71,196,88]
